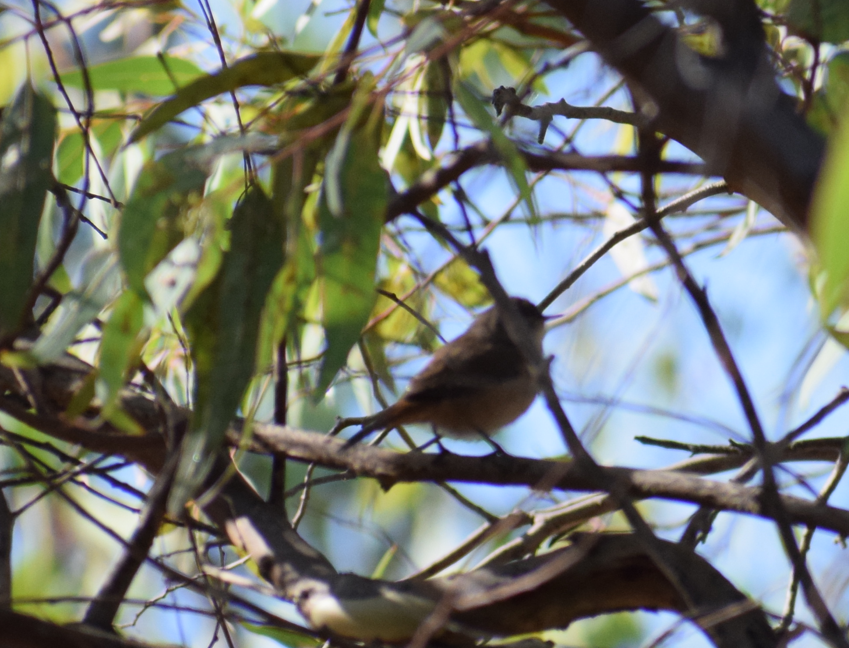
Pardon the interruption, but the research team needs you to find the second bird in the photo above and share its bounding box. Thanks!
[343,297,548,447]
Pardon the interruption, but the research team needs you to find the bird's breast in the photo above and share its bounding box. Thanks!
[414,377,538,439]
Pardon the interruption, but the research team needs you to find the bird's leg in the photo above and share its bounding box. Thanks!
[413,426,450,454]
[476,429,508,456]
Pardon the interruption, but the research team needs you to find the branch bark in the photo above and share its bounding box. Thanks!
[542,0,824,232]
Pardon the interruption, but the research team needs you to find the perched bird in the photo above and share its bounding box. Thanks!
[341,297,548,448]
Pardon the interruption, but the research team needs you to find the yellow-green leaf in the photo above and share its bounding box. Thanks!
[130,51,320,143]
[811,115,849,318]
[58,55,204,96]
[99,291,147,415]
[455,82,536,220]
[316,111,388,395]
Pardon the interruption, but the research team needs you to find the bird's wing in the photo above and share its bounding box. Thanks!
[403,335,526,404]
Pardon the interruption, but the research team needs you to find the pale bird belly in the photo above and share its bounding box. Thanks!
[424,379,537,439]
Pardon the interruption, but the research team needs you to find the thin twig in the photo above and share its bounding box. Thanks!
[638,130,848,647]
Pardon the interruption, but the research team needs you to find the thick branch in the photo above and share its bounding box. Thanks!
[543,0,824,231]
[249,424,849,537]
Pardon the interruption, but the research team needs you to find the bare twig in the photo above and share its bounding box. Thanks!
[492,85,650,143]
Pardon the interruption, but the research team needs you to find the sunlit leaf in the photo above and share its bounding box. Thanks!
[316,99,388,396]
[374,262,433,345]
[58,55,204,96]
[172,186,284,512]
[434,258,491,308]
[99,290,147,424]
[808,52,849,134]
[422,58,451,149]
[119,135,276,297]
[492,40,532,80]
[129,51,320,142]
[721,200,758,256]
[118,151,209,297]
[455,82,536,219]
[367,0,385,37]
[811,113,849,318]
[0,85,56,338]
[56,120,124,186]
[29,249,121,364]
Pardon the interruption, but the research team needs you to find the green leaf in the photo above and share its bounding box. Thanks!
[56,120,124,185]
[422,58,451,149]
[0,85,56,338]
[172,186,284,512]
[129,51,320,143]
[256,151,322,371]
[118,150,209,297]
[316,109,388,396]
[374,260,434,346]
[808,52,849,134]
[787,0,849,43]
[455,82,536,220]
[119,135,275,297]
[99,291,146,422]
[434,258,491,308]
[367,0,385,37]
[811,115,849,318]
[58,55,204,96]
[30,249,121,364]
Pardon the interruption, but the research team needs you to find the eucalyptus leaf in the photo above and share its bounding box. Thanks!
[130,51,320,143]
[811,115,849,318]
[172,186,284,512]
[119,135,277,297]
[58,55,204,96]
[99,290,146,429]
[0,85,56,338]
[30,249,121,364]
[316,120,388,396]
[455,83,536,220]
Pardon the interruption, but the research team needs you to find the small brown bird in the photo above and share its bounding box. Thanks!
[342,297,548,447]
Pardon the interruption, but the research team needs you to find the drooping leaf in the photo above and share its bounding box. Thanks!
[98,290,147,432]
[422,58,451,150]
[118,134,277,297]
[367,0,386,37]
[29,249,121,364]
[455,82,536,220]
[316,98,388,396]
[171,186,284,512]
[811,113,849,318]
[721,200,759,256]
[58,55,204,96]
[0,85,56,339]
[130,51,320,143]
[256,150,322,371]
[119,151,209,297]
